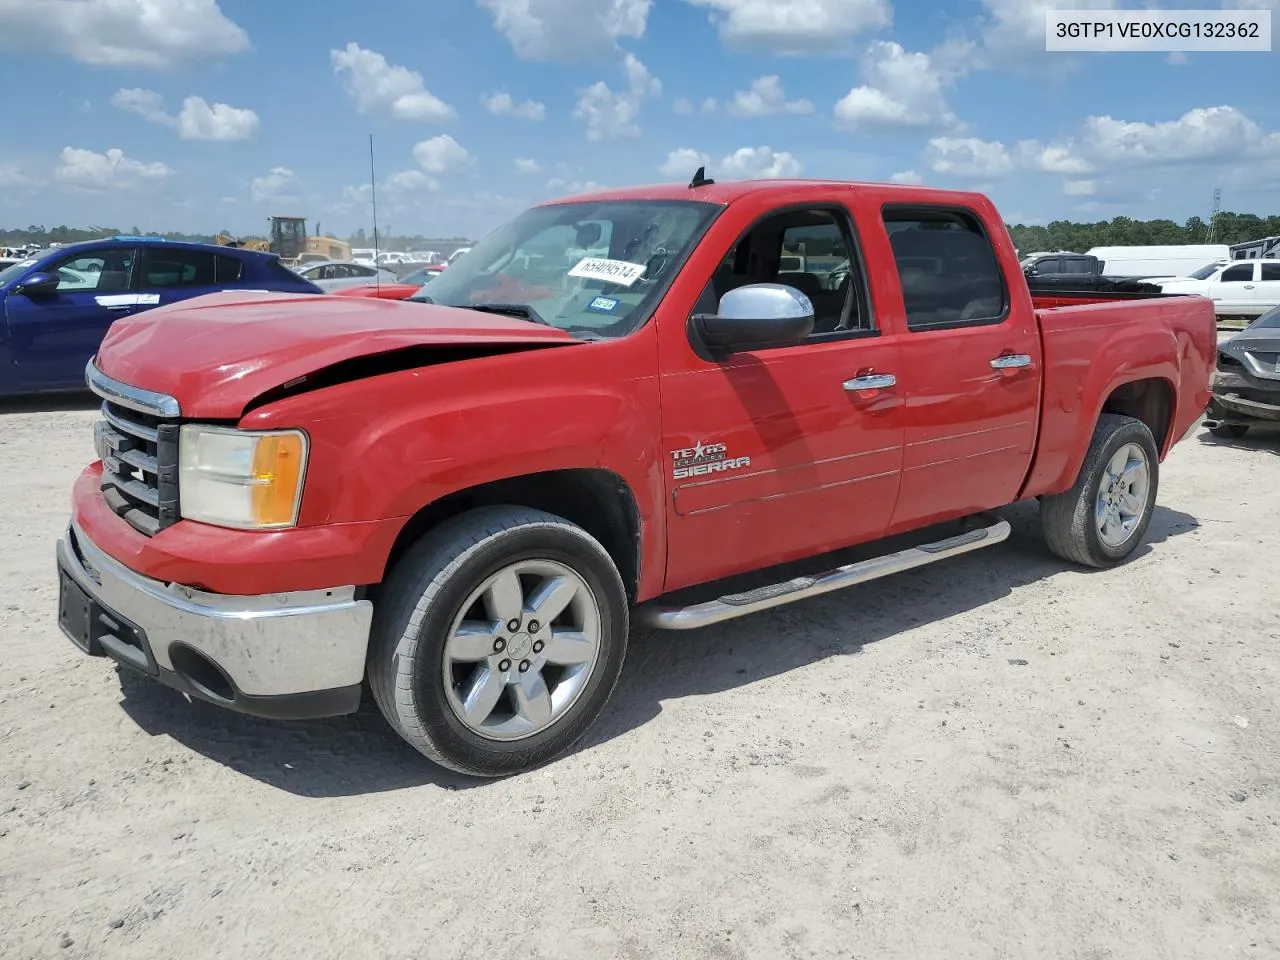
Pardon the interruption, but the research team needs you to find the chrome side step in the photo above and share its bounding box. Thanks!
[638,513,1011,631]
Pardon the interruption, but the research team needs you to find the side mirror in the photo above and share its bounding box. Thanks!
[15,271,60,297]
[692,283,815,354]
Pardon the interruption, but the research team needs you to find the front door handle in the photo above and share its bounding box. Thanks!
[1243,284,1255,289]
[990,354,1032,370]
[843,373,896,391]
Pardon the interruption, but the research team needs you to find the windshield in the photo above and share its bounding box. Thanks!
[0,257,38,286]
[1188,262,1226,280]
[408,199,721,339]
[1249,305,1280,330]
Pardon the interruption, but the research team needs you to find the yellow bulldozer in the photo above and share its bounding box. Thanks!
[215,217,351,267]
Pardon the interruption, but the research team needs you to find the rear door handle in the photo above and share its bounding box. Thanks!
[990,354,1032,370]
[843,373,896,391]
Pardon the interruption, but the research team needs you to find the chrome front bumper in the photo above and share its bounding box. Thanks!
[56,520,374,719]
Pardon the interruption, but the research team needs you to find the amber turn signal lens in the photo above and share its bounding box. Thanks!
[250,432,306,526]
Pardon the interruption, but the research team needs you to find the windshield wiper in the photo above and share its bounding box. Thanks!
[465,302,551,326]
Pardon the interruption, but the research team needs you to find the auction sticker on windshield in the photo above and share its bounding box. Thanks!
[568,257,647,287]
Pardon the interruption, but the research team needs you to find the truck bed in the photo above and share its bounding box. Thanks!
[1019,291,1217,500]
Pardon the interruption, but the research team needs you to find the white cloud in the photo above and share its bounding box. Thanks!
[701,97,718,113]
[251,166,298,203]
[659,148,710,178]
[834,41,959,132]
[478,0,651,59]
[659,145,801,179]
[111,88,169,124]
[54,147,173,191]
[687,0,890,52]
[330,42,454,121]
[110,88,259,141]
[514,157,541,173]
[177,97,258,141]
[0,0,248,68]
[673,97,694,115]
[573,53,661,140]
[1063,179,1096,196]
[727,75,813,117]
[412,134,473,174]
[981,0,1119,59]
[889,170,922,184]
[1082,106,1279,165]
[925,137,1014,178]
[546,177,607,194]
[721,146,802,178]
[386,169,438,193]
[0,165,29,186]
[482,90,546,120]
[1014,140,1093,174]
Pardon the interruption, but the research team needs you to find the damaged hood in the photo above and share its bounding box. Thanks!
[94,290,577,419]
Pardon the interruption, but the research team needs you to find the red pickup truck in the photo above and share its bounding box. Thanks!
[57,177,1215,777]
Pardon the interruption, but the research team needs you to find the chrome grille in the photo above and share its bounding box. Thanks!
[86,361,182,537]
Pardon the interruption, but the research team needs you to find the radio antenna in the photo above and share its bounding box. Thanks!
[369,133,381,293]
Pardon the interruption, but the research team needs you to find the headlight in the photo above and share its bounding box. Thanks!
[178,425,308,529]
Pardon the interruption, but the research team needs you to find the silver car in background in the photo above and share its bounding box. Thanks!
[294,260,399,292]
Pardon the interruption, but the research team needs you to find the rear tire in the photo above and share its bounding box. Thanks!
[1209,422,1249,439]
[1040,414,1160,569]
[367,505,629,777]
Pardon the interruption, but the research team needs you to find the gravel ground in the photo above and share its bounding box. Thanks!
[1,396,1277,960]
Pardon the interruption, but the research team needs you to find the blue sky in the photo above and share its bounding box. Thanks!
[0,0,1277,239]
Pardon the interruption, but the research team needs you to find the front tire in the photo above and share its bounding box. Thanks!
[1040,413,1160,569]
[367,506,629,777]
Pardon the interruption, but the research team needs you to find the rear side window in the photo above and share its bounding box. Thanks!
[1260,262,1280,281]
[1064,258,1095,275]
[882,206,1008,331]
[141,248,216,288]
[215,254,244,283]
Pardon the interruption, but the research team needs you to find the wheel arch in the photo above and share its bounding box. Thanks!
[1099,376,1176,454]
[379,468,643,603]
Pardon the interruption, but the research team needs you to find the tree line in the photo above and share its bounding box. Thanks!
[4,211,1279,255]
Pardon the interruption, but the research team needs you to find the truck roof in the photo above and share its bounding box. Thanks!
[533,178,996,209]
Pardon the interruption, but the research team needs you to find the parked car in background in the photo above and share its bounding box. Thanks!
[1159,260,1280,319]
[1205,304,1280,438]
[0,236,321,398]
[1020,253,1161,293]
[293,260,399,292]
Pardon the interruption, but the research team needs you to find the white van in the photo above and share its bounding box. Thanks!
[1086,244,1231,280]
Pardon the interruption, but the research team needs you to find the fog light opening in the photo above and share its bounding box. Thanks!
[168,644,236,703]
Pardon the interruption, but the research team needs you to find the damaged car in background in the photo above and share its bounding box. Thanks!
[1206,304,1280,438]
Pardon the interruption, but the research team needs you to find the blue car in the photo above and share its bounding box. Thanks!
[0,236,322,398]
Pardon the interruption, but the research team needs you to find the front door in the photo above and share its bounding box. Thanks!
[1209,262,1257,313]
[5,246,139,391]
[862,202,1042,534]
[658,198,906,592]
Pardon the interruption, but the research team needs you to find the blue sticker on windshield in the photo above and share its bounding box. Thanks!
[586,296,619,314]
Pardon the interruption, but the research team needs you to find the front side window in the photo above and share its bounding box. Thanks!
[52,250,136,292]
[1220,264,1254,283]
[409,199,721,339]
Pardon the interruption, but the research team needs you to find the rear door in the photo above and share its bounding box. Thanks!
[132,245,221,315]
[1250,261,1280,314]
[5,246,139,391]
[863,202,1041,533]
[658,195,906,590]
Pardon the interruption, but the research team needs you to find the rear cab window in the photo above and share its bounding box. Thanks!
[880,205,1009,331]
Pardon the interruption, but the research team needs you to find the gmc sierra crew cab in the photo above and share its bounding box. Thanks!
[56,175,1216,777]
